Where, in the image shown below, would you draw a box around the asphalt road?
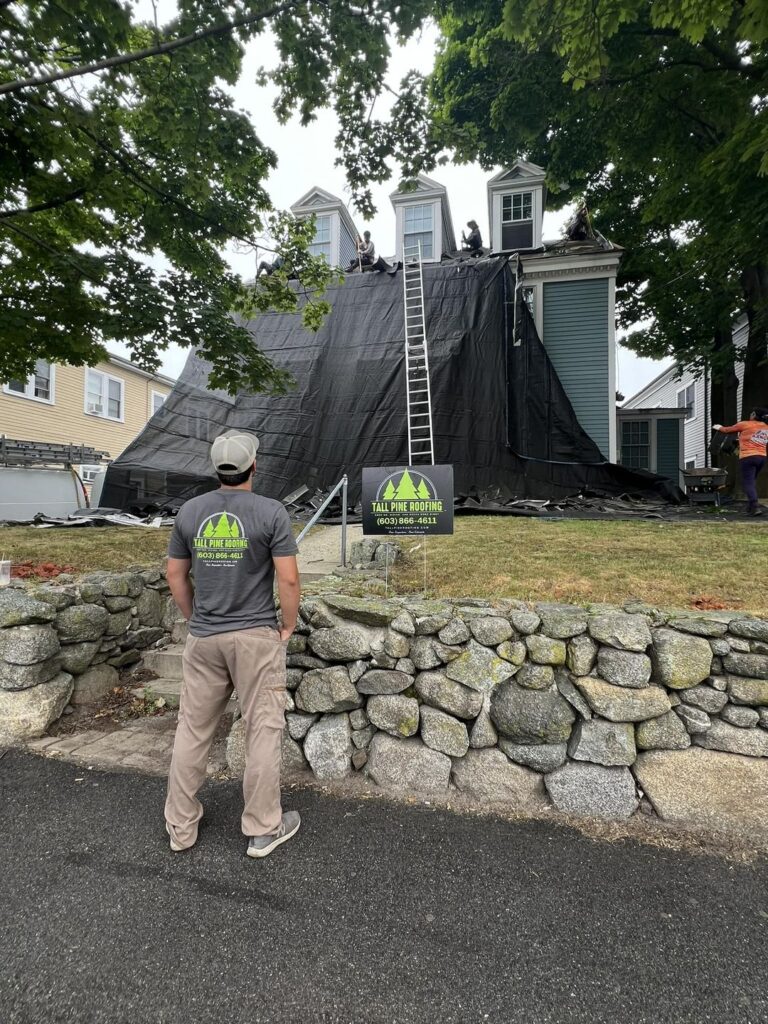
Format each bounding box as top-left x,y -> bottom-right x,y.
2,749 -> 767,1024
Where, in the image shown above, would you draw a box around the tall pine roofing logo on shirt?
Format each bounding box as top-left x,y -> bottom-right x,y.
193,513 -> 249,562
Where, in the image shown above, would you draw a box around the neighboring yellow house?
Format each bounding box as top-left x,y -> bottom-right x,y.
0,353 -> 175,482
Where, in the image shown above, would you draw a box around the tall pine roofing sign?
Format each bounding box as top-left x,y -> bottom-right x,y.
362,466 -> 454,536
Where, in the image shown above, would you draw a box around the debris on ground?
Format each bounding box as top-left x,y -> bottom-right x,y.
11,560 -> 76,580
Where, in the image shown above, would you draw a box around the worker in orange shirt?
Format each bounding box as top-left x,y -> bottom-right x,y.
713,407 -> 768,516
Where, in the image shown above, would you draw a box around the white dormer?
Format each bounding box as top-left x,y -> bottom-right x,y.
487,161 -> 546,253
290,187 -> 359,268
390,174 -> 456,264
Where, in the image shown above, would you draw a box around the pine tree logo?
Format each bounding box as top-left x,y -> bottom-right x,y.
212,513 -> 235,538
194,513 -> 248,554
394,470 -> 419,500
382,479 -> 396,501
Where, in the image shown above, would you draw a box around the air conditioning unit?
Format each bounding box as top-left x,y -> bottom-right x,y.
87,402 -> 103,414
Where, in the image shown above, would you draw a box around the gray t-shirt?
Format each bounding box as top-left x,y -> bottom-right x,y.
168,489 -> 298,637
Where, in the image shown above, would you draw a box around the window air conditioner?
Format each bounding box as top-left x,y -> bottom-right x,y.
87,402 -> 103,414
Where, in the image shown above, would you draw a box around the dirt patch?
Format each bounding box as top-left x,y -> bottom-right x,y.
11,560 -> 76,580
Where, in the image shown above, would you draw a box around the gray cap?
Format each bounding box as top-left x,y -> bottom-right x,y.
210,429 -> 259,472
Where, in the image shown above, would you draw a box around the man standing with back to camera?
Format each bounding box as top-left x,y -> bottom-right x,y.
164,429 -> 301,858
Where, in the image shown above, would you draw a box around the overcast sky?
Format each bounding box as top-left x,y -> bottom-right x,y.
121,0 -> 668,398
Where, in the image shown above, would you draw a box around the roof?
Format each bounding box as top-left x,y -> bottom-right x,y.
487,160 -> 547,186
617,406 -> 688,416
290,186 -> 359,242
106,352 -> 176,388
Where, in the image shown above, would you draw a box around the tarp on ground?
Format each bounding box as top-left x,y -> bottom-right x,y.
101,259 -> 681,511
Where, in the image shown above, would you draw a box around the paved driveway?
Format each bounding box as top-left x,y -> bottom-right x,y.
1,749 -> 766,1024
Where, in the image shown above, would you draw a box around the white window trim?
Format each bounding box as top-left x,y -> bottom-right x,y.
151,390 -> 166,416
2,362 -> 56,405
395,199 -> 441,264
676,383 -> 697,424
84,368 -> 125,423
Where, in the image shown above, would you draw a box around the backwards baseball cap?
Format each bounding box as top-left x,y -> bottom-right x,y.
210,429 -> 260,473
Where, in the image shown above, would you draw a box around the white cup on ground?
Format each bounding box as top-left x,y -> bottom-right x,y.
0,561 -> 11,587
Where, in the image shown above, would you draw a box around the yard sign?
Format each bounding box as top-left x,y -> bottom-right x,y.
361,465 -> 454,536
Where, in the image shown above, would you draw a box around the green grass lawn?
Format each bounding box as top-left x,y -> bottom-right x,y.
392,518 -> 768,616
3,517 -> 767,615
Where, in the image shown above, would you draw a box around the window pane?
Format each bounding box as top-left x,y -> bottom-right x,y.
107,379 -> 122,418
313,215 -> 331,244
7,379 -> 26,394
404,204 -> 433,232
503,192 -> 532,222
308,241 -> 332,261
404,231 -> 433,259
152,393 -> 165,414
33,360 -> 50,400
621,420 -> 650,469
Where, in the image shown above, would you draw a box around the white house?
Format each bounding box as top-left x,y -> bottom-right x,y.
622,317 -> 748,469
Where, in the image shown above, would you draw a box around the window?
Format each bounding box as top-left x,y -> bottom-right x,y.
79,464 -> 103,484
403,204 -> 434,259
621,420 -> 650,470
85,369 -> 124,421
151,391 -> 166,415
685,459 -> 696,471
676,383 -> 696,421
308,215 -> 332,262
3,360 -> 54,403
502,192 -> 533,223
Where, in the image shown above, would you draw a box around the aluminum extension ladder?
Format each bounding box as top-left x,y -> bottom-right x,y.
402,242 -> 435,465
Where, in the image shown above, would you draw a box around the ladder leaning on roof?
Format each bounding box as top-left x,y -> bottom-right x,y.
402,241 -> 435,466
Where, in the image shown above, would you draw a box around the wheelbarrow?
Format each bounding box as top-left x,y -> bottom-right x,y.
682,466 -> 728,506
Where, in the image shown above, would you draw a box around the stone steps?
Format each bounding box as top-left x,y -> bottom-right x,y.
131,678 -> 183,709
142,644 -> 185,680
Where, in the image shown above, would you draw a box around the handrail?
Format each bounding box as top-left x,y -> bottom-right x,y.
295,474 -> 349,567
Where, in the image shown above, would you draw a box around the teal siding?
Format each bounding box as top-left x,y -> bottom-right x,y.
656,418 -> 680,483
542,278 -> 610,457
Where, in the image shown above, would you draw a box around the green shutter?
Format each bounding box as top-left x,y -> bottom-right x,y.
656,418 -> 680,482
542,278 -> 610,457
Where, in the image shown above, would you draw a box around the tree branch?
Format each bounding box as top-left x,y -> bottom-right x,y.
0,186 -> 87,219
0,0 -> 307,97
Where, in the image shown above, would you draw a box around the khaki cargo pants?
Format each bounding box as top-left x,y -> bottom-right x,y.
164,626 -> 287,849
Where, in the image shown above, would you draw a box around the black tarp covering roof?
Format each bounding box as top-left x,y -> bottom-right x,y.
101,259 -> 681,511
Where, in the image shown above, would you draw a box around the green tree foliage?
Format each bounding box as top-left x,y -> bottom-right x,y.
0,0 -> 432,394
430,0 -> 768,418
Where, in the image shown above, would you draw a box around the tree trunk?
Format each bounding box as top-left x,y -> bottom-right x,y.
740,263 -> 768,418
709,324 -> 741,470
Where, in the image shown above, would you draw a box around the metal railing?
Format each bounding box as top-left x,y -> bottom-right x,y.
295,474 -> 349,567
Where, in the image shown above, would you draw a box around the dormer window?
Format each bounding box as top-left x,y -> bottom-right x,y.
500,191 -> 533,249
403,204 -> 434,259
309,215 -> 332,262
290,188 -> 359,268
487,162 -> 546,252
390,174 -> 456,264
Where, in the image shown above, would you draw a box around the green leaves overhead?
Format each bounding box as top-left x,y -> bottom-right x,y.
430,0 -> 768,415
0,0 -> 435,395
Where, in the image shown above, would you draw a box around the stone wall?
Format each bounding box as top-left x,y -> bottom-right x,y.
0,570 -> 173,741
228,594 -> 768,825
